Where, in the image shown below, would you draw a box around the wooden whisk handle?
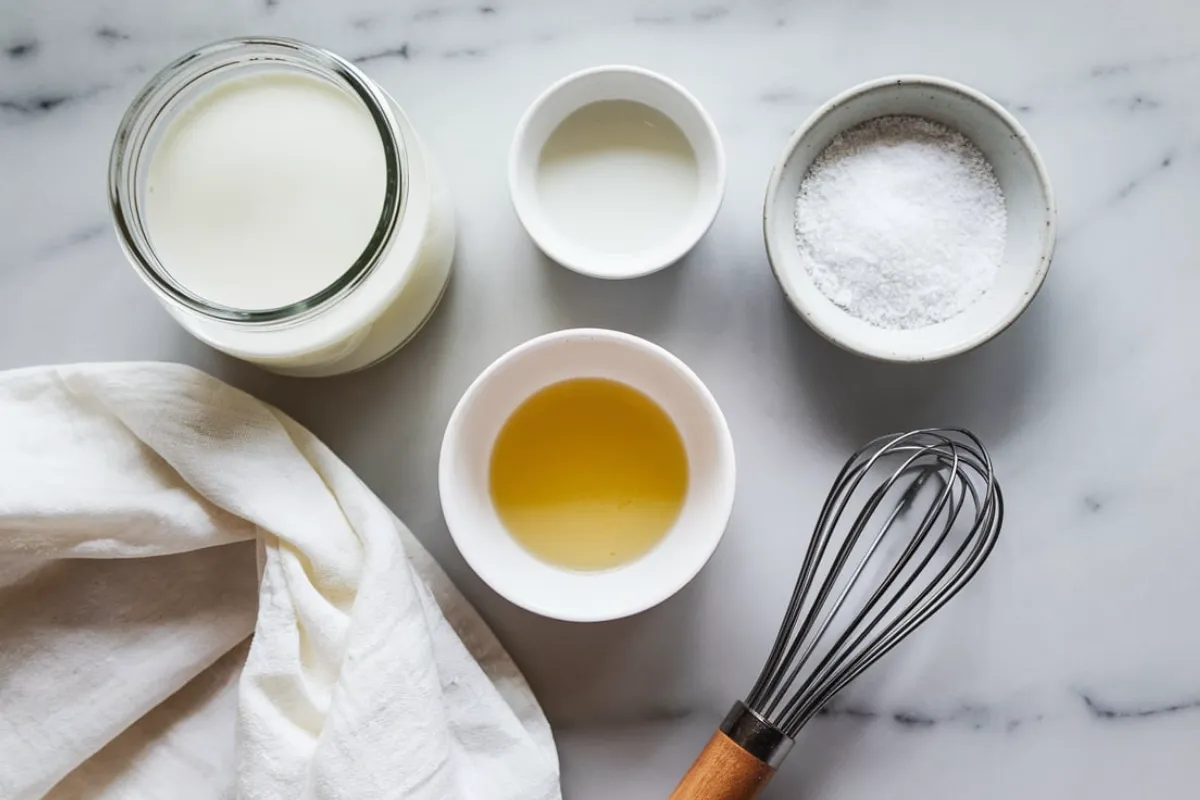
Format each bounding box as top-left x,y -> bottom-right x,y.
669,702 -> 793,800
669,730 -> 776,800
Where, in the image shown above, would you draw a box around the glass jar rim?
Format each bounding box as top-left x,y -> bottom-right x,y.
108,36 -> 408,325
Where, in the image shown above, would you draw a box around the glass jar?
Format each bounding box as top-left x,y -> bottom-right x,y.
109,37 -> 455,377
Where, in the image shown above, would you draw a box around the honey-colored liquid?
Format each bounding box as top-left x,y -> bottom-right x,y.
489,378 -> 689,571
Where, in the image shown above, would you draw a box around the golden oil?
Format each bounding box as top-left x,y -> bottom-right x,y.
489,378 -> 688,570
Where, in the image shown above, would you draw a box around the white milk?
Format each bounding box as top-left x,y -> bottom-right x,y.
536,100 -> 699,254
147,73 -> 386,310
113,40 -> 456,377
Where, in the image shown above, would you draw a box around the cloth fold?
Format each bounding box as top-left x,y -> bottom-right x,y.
0,363 -> 561,800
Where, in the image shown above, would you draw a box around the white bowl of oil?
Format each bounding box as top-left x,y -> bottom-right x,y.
439,328 -> 735,622
509,65 -> 725,279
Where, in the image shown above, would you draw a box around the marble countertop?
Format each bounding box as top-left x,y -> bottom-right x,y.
3,0 -> 1199,796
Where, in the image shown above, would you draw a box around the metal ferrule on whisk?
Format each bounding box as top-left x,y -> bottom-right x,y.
719,701 -> 793,769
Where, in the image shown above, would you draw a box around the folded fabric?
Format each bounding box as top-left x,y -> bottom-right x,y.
0,363 -> 561,800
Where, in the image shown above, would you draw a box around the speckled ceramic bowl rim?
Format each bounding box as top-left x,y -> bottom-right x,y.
763,74 -> 1058,362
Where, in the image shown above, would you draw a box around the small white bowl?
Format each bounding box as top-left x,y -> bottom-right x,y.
764,75 -> 1057,362
439,329 -> 735,622
509,66 -> 726,279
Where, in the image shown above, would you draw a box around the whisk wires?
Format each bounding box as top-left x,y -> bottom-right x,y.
744,429 -> 1002,738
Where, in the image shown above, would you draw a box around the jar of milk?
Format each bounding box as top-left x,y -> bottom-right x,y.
109,37 -> 455,376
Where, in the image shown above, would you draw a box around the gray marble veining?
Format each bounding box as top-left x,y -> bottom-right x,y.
2,0 -> 1200,797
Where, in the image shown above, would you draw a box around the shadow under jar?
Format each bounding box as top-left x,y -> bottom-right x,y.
109,37 -> 455,377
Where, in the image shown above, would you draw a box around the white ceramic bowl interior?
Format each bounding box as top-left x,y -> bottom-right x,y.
510,66 -> 726,279
439,329 -> 735,622
765,75 -> 1057,362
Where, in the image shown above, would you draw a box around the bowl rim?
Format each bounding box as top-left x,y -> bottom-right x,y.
437,327 -> 737,622
508,64 -> 727,280
763,73 -> 1058,362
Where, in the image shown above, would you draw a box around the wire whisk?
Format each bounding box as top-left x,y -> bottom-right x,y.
670,429 -> 1002,800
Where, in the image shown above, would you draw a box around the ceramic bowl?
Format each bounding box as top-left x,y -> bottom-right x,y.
764,75 -> 1056,362
509,65 -> 725,279
439,328 -> 735,622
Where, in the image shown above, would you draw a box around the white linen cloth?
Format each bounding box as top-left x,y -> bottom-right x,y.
0,363 -> 562,800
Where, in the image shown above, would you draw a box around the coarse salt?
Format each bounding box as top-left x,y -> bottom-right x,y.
793,115 -> 1007,330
